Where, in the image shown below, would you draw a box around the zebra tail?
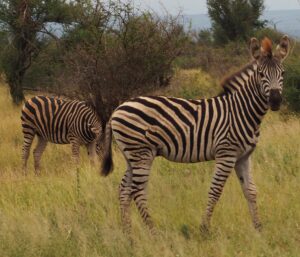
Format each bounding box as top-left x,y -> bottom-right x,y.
100,118 -> 114,176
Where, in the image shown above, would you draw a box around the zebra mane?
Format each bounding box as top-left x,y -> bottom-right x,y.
261,37 -> 273,57
220,60 -> 257,94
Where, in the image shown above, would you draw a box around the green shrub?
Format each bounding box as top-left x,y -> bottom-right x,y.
284,55 -> 300,112
253,27 -> 284,42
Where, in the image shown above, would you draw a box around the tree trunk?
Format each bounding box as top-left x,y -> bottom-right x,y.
9,75 -> 25,104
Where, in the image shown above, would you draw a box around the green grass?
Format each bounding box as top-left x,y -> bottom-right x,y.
0,83 -> 300,257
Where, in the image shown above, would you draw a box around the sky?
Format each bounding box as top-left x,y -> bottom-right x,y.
132,0 -> 300,14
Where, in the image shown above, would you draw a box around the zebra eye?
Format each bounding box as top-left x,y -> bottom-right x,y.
281,70 -> 285,76
259,71 -> 265,78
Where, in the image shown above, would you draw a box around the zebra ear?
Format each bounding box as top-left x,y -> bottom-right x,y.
249,37 -> 261,60
275,35 -> 290,62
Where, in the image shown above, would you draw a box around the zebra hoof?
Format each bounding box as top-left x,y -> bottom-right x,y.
199,223 -> 210,237
22,169 -> 28,176
34,169 -> 41,176
149,227 -> 158,237
254,222 -> 262,232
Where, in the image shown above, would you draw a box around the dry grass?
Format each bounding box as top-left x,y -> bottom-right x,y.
0,82 -> 299,257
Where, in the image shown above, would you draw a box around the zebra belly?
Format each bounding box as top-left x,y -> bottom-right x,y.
156,143 -> 215,163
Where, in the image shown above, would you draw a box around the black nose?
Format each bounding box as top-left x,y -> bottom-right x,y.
269,89 -> 282,111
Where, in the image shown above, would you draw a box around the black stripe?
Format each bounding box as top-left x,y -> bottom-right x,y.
114,129 -> 148,145
230,98 -> 248,149
30,97 -> 47,137
204,99 -> 213,160
168,97 -> 198,122
118,105 -> 179,158
113,117 -> 145,135
197,100 -> 206,160
131,98 -> 187,160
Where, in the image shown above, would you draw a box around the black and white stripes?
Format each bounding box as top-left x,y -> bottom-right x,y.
21,96 -> 102,173
101,35 -> 290,233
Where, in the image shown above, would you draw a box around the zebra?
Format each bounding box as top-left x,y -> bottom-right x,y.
21,96 -> 102,174
100,35 -> 290,233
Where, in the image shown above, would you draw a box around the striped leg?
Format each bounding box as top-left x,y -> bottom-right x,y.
235,155 -> 261,230
22,127 -> 35,174
119,167 -> 133,234
201,157 -> 236,231
131,167 -> 155,234
124,148 -> 155,234
70,140 -> 80,165
33,136 -> 47,174
86,142 -> 97,166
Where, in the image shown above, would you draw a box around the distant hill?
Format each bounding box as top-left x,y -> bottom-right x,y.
184,9 -> 300,39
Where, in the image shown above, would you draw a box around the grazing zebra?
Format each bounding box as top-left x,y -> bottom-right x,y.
21,96 -> 102,174
100,36 -> 290,233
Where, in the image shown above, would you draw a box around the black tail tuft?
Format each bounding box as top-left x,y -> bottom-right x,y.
100,119 -> 114,176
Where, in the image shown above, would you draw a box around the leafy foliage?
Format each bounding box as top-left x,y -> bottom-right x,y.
54,1 -> 187,122
0,0 -> 75,104
284,54 -> 300,112
207,0 -> 266,44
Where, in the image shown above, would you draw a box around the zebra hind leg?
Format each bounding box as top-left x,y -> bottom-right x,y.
126,149 -> 156,235
235,154 -> 261,230
120,146 -> 155,234
22,127 -> 35,175
119,167 -> 133,234
200,156 -> 236,233
33,136 -> 48,175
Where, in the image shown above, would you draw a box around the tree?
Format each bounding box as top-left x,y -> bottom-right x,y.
54,1 -> 186,123
207,0 -> 266,44
0,0 -> 74,104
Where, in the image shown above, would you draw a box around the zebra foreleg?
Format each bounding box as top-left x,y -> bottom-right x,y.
201,158 -> 235,232
235,154 -> 261,230
86,142 -> 97,166
70,140 -> 80,165
22,128 -> 35,175
119,168 -> 133,234
33,136 -> 47,175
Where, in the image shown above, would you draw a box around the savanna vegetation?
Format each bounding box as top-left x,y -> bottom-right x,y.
0,80 -> 300,257
0,0 -> 300,256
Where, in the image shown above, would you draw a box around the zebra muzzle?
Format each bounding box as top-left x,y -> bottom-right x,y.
269,89 -> 282,111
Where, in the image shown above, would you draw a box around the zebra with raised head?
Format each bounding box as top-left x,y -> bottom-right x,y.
21,96 -> 102,174
100,35 -> 290,233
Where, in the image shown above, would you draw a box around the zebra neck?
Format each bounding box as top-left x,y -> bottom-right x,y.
222,61 -> 258,94
224,62 -> 269,132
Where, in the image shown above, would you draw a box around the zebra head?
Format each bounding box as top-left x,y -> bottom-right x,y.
249,35 -> 290,111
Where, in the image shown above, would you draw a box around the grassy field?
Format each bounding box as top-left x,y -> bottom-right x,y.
0,81 -> 299,257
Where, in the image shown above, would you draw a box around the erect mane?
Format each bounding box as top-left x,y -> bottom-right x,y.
220,61 -> 257,94
261,37 -> 272,57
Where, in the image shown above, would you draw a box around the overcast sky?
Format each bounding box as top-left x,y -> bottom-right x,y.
132,0 -> 300,14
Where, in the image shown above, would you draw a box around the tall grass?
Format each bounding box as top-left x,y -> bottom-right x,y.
0,82 -> 299,257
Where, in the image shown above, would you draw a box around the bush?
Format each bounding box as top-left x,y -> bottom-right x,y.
284,55 -> 300,112
178,40 -> 249,78
253,27 -> 284,42
53,1 -> 187,122
157,69 -> 220,99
